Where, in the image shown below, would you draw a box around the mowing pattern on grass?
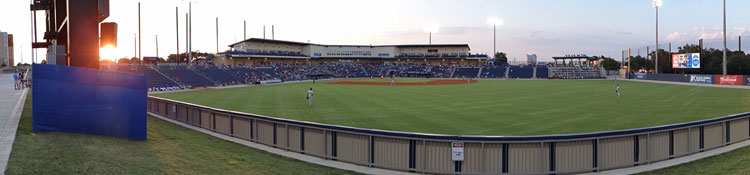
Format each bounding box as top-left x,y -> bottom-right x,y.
6,92 -> 358,175
153,80 -> 750,136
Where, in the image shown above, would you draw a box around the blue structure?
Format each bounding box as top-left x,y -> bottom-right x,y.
32,64 -> 147,140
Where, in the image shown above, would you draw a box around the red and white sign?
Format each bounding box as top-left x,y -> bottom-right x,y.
451,142 -> 464,161
714,75 -> 743,85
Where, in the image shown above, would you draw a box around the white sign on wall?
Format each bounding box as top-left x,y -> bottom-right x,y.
452,142 -> 464,161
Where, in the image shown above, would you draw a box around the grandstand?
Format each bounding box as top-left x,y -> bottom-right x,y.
548,55 -> 604,79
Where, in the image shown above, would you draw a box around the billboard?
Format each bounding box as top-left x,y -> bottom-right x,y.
746,75 -> 750,86
672,53 -> 701,68
714,75 -> 743,85
632,73 -> 647,80
689,74 -> 713,84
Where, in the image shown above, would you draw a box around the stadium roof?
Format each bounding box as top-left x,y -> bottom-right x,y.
552,55 -> 592,60
228,38 -> 471,50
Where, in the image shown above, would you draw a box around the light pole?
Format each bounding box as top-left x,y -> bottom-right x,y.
487,17 -> 504,58
653,0 -> 662,74
423,22 -> 439,45
722,0 -> 727,75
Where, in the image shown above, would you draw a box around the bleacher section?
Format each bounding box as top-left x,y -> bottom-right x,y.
536,65 -> 549,79
194,66 -> 244,85
548,66 -> 603,79
508,65 -> 534,78
480,66 -> 507,78
158,67 -> 215,87
452,68 -> 480,78
100,63 -> 611,91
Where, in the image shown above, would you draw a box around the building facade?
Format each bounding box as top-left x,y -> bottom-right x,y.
215,38 -> 488,66
0,31 -> 13,66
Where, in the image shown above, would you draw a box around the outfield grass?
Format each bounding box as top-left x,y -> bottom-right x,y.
341,78 -> 437,83
6,92 -> 358,175
152,79 -> 750,136
638,144 -> 750,175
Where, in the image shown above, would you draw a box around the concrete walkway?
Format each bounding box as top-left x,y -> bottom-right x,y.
0,74 -> 30,174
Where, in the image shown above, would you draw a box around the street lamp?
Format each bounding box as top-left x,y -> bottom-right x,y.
653,0 -> 662,73
487,17 -> 504,58
423,22 -> 439,45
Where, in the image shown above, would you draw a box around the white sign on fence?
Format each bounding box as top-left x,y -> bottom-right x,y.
452,142 -> 464,161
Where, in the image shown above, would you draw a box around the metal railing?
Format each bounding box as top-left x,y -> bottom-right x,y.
148,96 -> 750,175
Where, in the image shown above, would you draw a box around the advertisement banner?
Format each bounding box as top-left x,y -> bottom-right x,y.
672,53 -> 701,68
714,75 -> 743,85
746,75 -> 750,86
632,73 -> 647,80
689,74 -> 713,84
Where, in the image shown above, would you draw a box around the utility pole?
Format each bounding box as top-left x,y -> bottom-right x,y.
155,35 -> 159,58
138,2 -> 142,60
216,17 -> 219,53
186,13 -> 188,63
176,7 -> 179,63
244,20 -> 246,40
189,2 -> 192,64
722,0 -> 727,75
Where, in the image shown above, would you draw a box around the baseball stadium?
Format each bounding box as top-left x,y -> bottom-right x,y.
2,0 -> 750,175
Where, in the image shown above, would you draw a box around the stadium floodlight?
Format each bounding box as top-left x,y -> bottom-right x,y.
487,17 -> 504,58
423,22 -> 439,45
653,0 -> 662,73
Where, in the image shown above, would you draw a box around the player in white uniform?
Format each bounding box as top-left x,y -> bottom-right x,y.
391,79 -> 395,86
616,85 -> 621,97
307,88 -> 314,107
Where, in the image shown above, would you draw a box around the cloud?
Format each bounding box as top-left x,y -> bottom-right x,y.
439,26 -> 483,35
664,26 -> 748,42
616,31 -> 634,35
530,30 -> 543,38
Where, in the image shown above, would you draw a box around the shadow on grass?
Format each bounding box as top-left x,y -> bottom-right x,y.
6,91 -> 358,175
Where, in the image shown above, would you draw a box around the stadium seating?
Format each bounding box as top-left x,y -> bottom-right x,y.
193,66 -> 244,85
452,67 -> 480,78
548,65 -> 603,79
100,62 -> 562,89
480,65 -> 507,78
157,67 -> 215,87
508,65 -> 534,78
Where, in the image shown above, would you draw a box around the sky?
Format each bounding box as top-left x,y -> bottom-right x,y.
1,0 -> 750,64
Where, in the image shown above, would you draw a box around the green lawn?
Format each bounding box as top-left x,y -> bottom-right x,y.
6,92 -> 358,175
638,144 -> 750,175
152,79 -> 750,136
340,78 -> 438,83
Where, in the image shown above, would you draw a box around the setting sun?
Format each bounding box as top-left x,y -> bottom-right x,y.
99,45 -> 116,61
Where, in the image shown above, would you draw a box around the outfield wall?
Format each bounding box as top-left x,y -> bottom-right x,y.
631,73 -> 750,86
148,96 -> 750,175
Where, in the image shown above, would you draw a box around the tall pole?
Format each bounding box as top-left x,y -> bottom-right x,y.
272,25 -> 275,40
263,25 -> 266,39
740,36 -> 742,53
722,0 -> 727,75
216,17 -> 219,53
186,13 -> 188,63
429,32 -> 432,45
155,35 -> 159,58
628,45 -> 631,78
138,2 -> 142,60
493,24 -> 496,57
189,2 -> 192,65
176,7 -> 179,64
244,20 -> 246,40
133,34 -> 136,59
655,6 -> 659,74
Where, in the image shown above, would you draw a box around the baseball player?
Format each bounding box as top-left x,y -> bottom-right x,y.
307,88 -> 314,107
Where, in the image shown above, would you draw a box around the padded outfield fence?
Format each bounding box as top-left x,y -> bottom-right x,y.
148,96 -> 750,175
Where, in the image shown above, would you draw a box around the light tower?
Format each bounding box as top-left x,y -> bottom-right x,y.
487,17 -> 504,58
423,22 -> 439,45
653,0 -> 662,73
